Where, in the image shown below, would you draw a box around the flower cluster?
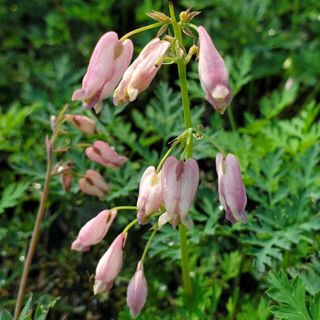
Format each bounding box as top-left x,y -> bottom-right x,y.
67,6 -> 248,318
71,23 -> 231,115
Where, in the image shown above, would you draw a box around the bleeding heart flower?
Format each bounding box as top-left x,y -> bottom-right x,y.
85,140 -> 128,168
71,209 -> 117,251
198,26 -> 232,114
158,156 -> 199,229
216,153 -> 247,223
126,261 -> 148,319
94,233 -> 127,294
113,38 -> 170,105
72,32 -> 133,112
65,114 -> 96,135
137,166 -> 163,224
78,169 -> 109,197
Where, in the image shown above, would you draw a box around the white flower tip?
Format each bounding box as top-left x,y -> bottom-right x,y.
127,87 -> 139,102
93,279 -> 112,295
129,308 -> 140,319
71,239 -> 90,252
93,100 -> 103,114
158,212 -> 171,229
211,85 -> 229,101
72,89 -> 85,101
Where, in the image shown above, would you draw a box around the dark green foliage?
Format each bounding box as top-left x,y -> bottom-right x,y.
1,0 -> 320,319
267,270 -> 320,320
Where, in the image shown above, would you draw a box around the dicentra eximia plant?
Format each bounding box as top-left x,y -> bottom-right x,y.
14,3 -> 248,319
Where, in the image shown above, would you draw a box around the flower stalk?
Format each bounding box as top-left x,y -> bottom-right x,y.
14,104 -> 69,320
169,1 -> 193,303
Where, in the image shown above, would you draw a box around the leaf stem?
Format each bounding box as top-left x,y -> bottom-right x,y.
227,105 -> 237,131
156,130 -> 190,173
120,22 -> 163,42
112,206 -> 138,211
122,219 -> 138,234
14,104 -> 69,320
192,127 -> 226,154
140,225 -> 158,263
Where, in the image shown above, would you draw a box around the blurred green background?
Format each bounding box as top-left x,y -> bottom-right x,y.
1,0 -> 320,319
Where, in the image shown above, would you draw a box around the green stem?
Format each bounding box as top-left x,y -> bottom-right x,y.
120,22 -> 163,42
122,219 -> 138,234
14,104 -> 69,320
141,225 -> 158,263
156,130 -> 189,173
169,1 -> 193,300
188,23 -> 198,31
227,105 -> 237,131
112,206 -> 137,211
192,128 -> 226,154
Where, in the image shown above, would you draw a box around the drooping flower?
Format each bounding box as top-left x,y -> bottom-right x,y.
198,26 -> 232,114
215,153 -> 247,223
126,261 -> 148,319
71,209 -> 117,251
113,38 -> 170,105
78,169 -> 109,197
85,140 -> 128,168
72,32 -> 133,112
158,156 -> 199,229
137,166 -> 163,224
65,114 -> 96,135
94,233 -> 127,294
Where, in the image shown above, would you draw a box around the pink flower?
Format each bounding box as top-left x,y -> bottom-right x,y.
71,209 -> 117,251
72,32 -> 133,112
216,153 -> 247,223
65,114 -> 96,135
78,169 -> 109,197
198,26 -> 232,114
137,166 -> 163,224
126,261 -> 148,318
94,233 -> 127,294
85,140 -> 128,168
158,156 -> 199,229
113,38 -> 170,105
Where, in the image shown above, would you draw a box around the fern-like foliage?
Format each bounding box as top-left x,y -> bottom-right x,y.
267,270 -> 320,320
241,143 -> 320,272
0,182 -> 30,215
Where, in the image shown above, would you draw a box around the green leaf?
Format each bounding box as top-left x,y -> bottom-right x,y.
19,295 -> 33,320
266,270 -> 312,320
0,182 -> 29,214
309,293 -> 320,320
0,309 -> 13,320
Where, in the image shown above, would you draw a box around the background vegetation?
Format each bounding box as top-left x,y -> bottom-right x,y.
0,0 -> 320,319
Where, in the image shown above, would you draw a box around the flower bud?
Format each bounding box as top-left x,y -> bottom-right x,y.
78,169 -> 109,197
45,135 -> 52,159
72,32 -> 133,111
113,38 -> 170,105
216,153 -> 247,223
126,261 -> 148,318
65,114 -> 96,135
50,115 -> 56,132
94,233 -> 127,294
71,209 -> 117,251
158,156 -> 199,229
137,166 -> 162,224
61,161 -> 73,192
198,26 -> 232,114
85,140 -> 128,168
